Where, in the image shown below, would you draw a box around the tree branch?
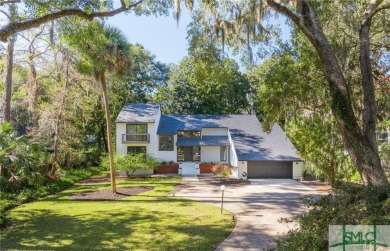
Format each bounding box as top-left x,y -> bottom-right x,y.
358,0 -> 388,150
265,0 -> 316,46
362,0 -> 389,26
372,2 -> 390,17
0,0 -> 21,6
0,9 -> 11,19
0,0 -> 143,42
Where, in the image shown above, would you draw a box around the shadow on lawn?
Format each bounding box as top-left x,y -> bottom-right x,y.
2,207 -> 231,251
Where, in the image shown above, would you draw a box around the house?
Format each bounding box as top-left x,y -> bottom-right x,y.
115,103 -> 303,179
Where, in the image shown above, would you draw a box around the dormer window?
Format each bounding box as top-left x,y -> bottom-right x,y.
177,130 -> 201,138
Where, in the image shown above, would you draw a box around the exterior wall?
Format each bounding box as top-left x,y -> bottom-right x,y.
237,161 -> 248,179
155,107 -> 161,129
116,123 -> 127,155
201,127 -> 228,136
201,146 -> 222,163
293,161 -> 304,180
228,131 -> 238,167
156,164 -> 179,174
115,122 -> 155,155
154,134 -> 177,162
230,166 -> 239,178
147,123 -> 158,157
200,163 -> 214,173
116,122 -> 157,176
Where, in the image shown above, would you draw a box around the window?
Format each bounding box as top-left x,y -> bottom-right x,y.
159,135 -> 174,151
177,130 -> 201,138
220,146 -> 228,162
177,146 -> 201,162
125,124 -> 148,141
127,146 -> 146,155
126,124 -> 147,134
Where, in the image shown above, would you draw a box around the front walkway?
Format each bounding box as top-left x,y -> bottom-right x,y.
175,178 -> 324,250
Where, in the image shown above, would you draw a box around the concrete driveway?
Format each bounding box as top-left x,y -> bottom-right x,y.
175,177 -> 323,251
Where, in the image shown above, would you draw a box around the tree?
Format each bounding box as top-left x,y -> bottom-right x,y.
249,51 -> 357,186
63,21 -> 130,193
0,0 -> 170,124
156,56 -> 250,114
1,3 -> 16,122
178,0 -> 390,185
267,0 -> 389,185
109,43 -> 169,115
0,1 -> 147,42
101,153 -> 159,177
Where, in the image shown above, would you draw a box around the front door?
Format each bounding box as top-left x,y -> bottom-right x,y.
183,146 -> 193,162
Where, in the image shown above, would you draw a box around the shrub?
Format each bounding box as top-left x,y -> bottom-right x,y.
276,183 -> 390,250
212,163 -> 235,176
101,154 -> 159,176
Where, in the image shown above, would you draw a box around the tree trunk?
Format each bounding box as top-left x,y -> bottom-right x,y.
50,54 -> 70,176
329,160 -> 336,187
28,51 -> 39,128
359,14 -> 377,152
1,4 -> 16,122
266,0 -> 389,185
98,71 -> 116,193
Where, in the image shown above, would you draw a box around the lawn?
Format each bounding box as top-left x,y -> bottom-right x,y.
0,176 -> 235,251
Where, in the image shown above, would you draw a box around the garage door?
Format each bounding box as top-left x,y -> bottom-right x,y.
248,161 -> 292,178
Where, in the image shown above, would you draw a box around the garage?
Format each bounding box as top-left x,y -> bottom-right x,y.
247,161 -> 292,179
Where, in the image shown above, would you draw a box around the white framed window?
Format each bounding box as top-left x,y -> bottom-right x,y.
159,135 -> 174,151
220,146 -> 227,161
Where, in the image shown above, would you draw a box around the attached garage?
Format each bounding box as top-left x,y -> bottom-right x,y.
247,161 -> 293,179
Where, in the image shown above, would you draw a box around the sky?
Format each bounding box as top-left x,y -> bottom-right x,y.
106,8 -> 291,67
106,10 -> 192,65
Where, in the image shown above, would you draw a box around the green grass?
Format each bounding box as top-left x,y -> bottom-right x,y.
0,166 -> 103,226
0,176 -> 235,251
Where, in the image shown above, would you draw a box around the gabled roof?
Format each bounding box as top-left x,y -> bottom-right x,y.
157,114 -> 300,161
115,103 -> 160,123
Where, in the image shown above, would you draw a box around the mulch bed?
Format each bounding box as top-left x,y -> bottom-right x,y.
69,186 -> 154,201
198,176 -> 251,187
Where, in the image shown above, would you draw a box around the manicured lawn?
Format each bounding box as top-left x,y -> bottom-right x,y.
1,176 -> 235,251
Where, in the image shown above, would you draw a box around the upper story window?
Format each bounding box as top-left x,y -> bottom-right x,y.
126,124 -> 147,134
177,130 -> 201,138
123,124 -> 149,142
159,135 -> 174,151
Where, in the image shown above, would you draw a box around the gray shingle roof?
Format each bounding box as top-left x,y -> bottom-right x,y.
157,114 -> 300,161
176,136 -> 230,146
115,103 -> 160,123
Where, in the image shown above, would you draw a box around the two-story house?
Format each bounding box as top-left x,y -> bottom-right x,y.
115,103 -> 303,179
